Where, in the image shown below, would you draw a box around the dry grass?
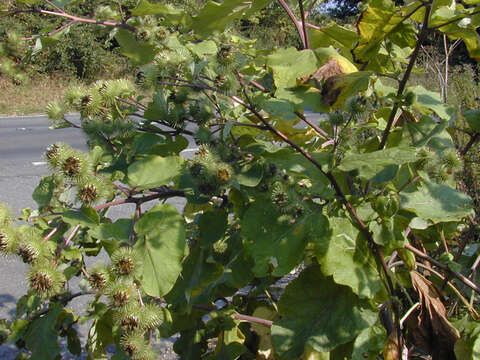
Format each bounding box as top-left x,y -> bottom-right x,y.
0,75 -> 80,116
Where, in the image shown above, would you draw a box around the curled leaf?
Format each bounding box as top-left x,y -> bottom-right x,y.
407,271 -> 460,359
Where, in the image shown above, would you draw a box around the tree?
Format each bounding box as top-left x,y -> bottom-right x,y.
1,0 -> 480,359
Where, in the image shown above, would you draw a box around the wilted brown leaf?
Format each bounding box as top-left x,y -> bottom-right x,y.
303,58 -> 346,83
407,271 -> 460,360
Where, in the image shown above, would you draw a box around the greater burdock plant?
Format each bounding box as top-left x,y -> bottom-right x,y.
2,1 -> 480,359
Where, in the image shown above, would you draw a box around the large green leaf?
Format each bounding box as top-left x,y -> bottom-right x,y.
408,85 -> 453,120
432,5 -> 480,61
266,48 -> 319,90
407,115 -> 453,152
32,174 -> 56,207
86,306 -> 115,357
62,207 -> 100,227
454,317 -> 480,359
265,150 -> 332,196
131,0 -> 185,24
338,147 -> 416,180
191,0 -> 271,36
127,155 -> 183,189
351,323 -> 386,359
25,304 -> 63,360
275,86 -> 329,113
186,40 -> 218,57
144,89 -> 168,122
131,133 -> 165,155
115,29 -> 157,65
198,210 -> 228,246
309,22 -> 359,51
88,219 -> 131,255
322,71 -> 372,108
314,217 -> 383,298
134,204 -> 186,297
165,246 -> 223,305
271,266 -> 377,359
242,202 -> 328,277
463,109 -> 480,132
235,162 -> 264,187
400,179 -> 473,223
355,0 -> 416,61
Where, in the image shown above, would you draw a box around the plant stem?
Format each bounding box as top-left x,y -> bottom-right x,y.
277,0 -> 306,48
294,111 -> 330,140
460,133 -> 479,156
92,188 -> 185,211
415,262 -> 479,319
378,1 -> 431,150
21,20 -> 76,41
55,224 -> 80,259
192,304 -> 273,326
45,0 -> 65,13
405,243 -> 480,294
43,226 -> 59,242
298,0 -> 310,49
62,116 -> 81,128
3,8 -> 136,32
29,291 -> 94,320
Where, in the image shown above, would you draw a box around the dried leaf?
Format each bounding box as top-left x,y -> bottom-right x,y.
407,271 -> 460,360
308,58 -> 346,83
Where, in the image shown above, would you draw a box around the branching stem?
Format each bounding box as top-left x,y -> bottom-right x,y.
379,1 -> 432,150
2,7 -> 135,31
405,243 -> 480,294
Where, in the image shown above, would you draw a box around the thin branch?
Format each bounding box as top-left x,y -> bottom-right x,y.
64,224 -> 80,248
237,72 -> 267,92
3,7 -> 136,32
62,116 -> 81,128
398,175 -> 421,193
45,0 -> 65,13
400,303 -> 420,328
416,262 -> 480,319
305,22 -> 322,31
234,313 -> 273,327
305,0 -> 319,18
43,226 -> 59,242
460,133 -> 479,156
56,224 -> 80,258
129,204 -> 141,244
127,96 -> 148,110
192,304 -> 273,326
28,291 -> 95,320
22,20 -> 76,41
277,0 -> 306,48
93,198 -> 128,211
93,189 -> 185,211
298,0 -> 310,49
378,2 -> 432,150
405,243 -> 480,294
294,111 -> 330,140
